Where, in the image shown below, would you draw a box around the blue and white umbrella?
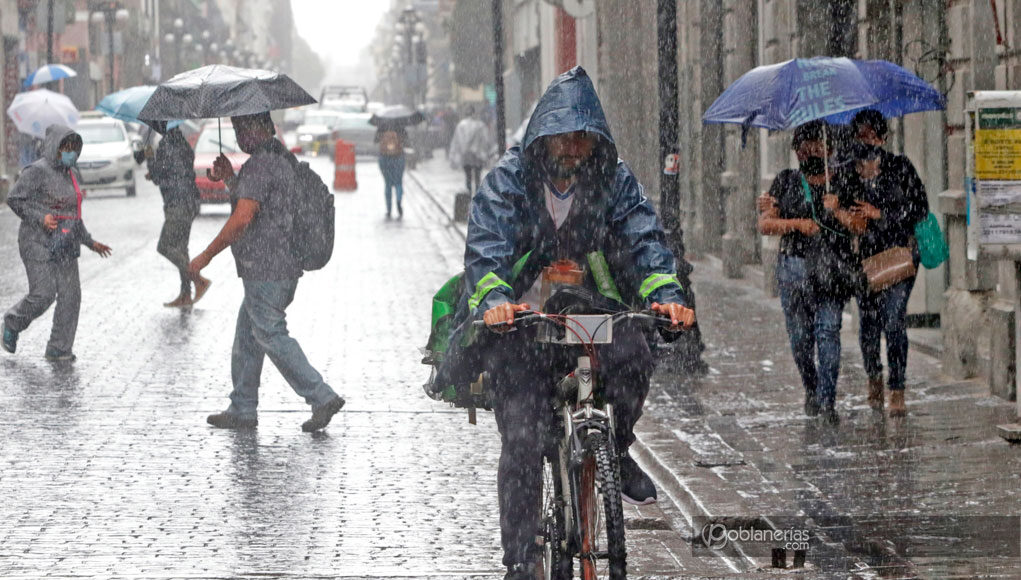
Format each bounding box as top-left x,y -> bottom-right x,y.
23,64 -> 78,88
97,85 -> 181,131
6,89 -> 79,138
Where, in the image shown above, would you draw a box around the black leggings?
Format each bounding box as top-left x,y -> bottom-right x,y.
464,165 -> 482,194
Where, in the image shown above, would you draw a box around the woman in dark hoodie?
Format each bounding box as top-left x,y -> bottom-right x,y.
2,124 -> 112,362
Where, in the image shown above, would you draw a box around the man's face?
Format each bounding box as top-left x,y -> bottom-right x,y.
544,131 -> 597,179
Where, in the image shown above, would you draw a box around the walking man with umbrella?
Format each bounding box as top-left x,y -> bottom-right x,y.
140,65 -> 344,432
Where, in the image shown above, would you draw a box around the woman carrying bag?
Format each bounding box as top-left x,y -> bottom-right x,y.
846,141 -> 932,416
758,120 -> 866,424
1,125 -> 112,362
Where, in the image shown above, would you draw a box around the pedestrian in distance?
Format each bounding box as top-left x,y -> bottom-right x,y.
447,67 -> 696,578
146,126 -> 211,307
846,110 -> 930,417
2,125 -> 113,362
190,112 -> 344,433
758,120 -> 866,424
447,105 -> 493,195
375,124 -> 407,219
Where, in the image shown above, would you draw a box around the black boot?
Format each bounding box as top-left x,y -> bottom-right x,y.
804,389 -> 820,417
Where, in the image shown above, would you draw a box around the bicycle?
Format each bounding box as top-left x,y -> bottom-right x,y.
475,307 -> 679,580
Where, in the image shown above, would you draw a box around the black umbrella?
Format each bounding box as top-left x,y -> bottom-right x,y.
138,65 -> 316,151
369,105 -> 425,129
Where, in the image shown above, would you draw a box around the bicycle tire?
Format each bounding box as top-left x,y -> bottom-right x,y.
579,431 -> 627,580
541,451 -> 573,580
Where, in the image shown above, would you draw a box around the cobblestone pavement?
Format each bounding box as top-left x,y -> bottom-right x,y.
409,159 -> 1021,579
0,159 -> 724,579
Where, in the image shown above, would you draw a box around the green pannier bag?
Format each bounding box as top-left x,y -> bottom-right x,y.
915,212 -> 948,269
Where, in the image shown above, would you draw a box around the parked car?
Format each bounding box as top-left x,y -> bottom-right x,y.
294,110 -> 343,156
334,112 -> 377,157
192,121 -> 248,204
76,114 -> 140,196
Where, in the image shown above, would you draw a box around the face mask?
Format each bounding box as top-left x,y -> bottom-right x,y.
60,151 -> 78,167
799,155 -> 826,176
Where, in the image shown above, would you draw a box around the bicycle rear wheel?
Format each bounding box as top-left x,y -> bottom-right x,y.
540,451 -> 573,580
578,431 -> 627,580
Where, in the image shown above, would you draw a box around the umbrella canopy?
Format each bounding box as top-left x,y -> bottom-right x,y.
23,64 -> 77,88
97,85 -> 181,132
6,89 -> 79,138
703,57 -> 879,131
820,60 -> 945,124
369,105 -> 425,128
137,64 -> 316,123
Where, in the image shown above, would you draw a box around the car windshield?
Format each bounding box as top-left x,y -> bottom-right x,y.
303,113 -> 340,127
78,124 -> 126,144
335,115 -> 372,130
194,126 -> 240,154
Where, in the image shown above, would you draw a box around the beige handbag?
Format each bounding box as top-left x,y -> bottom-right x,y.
861,246 -> 916,293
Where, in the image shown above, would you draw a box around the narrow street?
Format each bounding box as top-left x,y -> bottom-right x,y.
0,158 -> 708,578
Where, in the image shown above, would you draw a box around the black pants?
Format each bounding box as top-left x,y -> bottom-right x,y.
484,320 -> 654,566
464,164 -> 482,194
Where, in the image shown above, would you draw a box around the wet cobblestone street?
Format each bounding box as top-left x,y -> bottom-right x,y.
0,158 -> 702,579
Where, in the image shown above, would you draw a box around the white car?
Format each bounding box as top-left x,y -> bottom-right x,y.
294,110 -> 344,156
76,116 -> 139,196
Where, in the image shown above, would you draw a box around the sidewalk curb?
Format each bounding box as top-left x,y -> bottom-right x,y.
408,168 -> 465,241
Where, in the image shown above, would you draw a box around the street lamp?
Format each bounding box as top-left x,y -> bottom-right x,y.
90,2 -> 129,93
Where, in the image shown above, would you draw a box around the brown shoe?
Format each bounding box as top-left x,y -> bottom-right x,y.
889,390 -> 906,417
867,377 -> 884,410
191,276 -> 212,304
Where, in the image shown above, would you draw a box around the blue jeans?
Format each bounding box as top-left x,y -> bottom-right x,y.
777,254 -> 846,409
226,279 -> 338,418
378,155 -> 405,214
857,276 -> 915,391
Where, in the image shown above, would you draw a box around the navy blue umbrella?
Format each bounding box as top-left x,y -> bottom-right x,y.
703,57 -> 944,131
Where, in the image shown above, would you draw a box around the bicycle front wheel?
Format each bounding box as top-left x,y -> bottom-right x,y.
578,431 -> 627,579
541,451 -> 572,580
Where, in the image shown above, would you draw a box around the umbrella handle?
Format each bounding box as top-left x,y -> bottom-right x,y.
218,117 -> 222,155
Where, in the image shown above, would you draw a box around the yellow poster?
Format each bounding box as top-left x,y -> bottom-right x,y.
976,128 -> 1021,180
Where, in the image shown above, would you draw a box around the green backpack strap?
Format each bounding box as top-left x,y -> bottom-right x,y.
586,251 -> 624,304
915,212 -> 948,269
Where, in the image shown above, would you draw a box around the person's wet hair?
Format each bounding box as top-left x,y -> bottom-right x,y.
851,109 -> 888,140
231,112 -> 275,135
791,119 -> 831,151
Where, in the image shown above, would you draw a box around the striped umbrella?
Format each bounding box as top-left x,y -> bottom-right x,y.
23,64 -> 78,88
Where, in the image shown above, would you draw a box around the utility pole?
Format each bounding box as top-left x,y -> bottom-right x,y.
46,0 -> 55,63
491,0 -> 506,153
656,0 -> 680,249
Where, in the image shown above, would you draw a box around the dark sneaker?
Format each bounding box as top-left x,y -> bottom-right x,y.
619,454 -> 657,505
206,412 -> 258,429
301,396 -> 345,432
44,347 -> 76,362
804,390 -> 820,417
822,406 -> 840,425
1,323 -> 17,354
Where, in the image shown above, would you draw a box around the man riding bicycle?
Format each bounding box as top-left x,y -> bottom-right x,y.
461,67 -> 696,578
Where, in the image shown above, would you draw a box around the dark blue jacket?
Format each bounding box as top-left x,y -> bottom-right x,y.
464,66 -> 687,315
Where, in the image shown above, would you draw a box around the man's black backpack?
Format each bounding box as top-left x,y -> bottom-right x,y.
285,154 -> 335,271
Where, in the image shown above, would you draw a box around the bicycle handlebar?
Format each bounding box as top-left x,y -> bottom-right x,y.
472,310 -> 686,332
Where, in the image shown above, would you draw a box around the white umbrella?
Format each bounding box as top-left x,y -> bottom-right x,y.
23,64 -> 78,87
6,89 -> 79,138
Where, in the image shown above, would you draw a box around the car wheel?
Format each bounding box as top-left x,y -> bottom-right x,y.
126,183 -> 136,197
